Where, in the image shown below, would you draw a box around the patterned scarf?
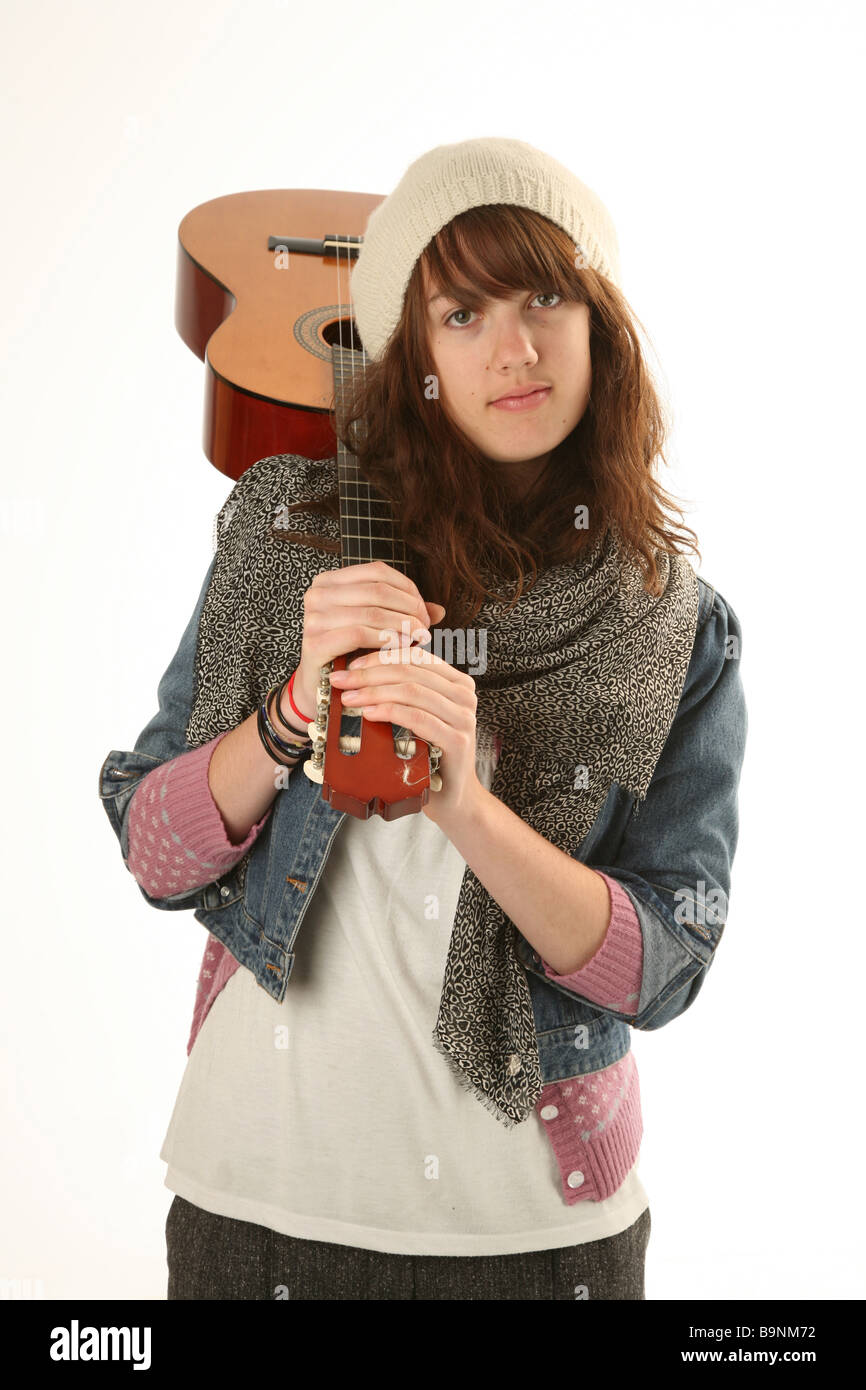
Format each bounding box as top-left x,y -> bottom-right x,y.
187,452 -> 700,1128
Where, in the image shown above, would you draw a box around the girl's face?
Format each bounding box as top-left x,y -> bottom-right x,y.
423,263 -> 592,493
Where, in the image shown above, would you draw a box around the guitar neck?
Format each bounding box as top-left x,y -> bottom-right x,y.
332,344 -> 408,575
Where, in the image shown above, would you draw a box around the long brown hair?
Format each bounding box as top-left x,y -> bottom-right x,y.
273,203 -> 700,630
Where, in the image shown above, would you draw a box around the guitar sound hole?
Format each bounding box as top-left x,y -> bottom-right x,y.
321,317 -> 365,352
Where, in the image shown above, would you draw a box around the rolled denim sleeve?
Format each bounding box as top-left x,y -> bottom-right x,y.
98,552 -> 220,910
590,585 -> 748,1030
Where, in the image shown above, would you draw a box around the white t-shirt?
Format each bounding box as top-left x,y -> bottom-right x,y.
161,735 -> 649,1255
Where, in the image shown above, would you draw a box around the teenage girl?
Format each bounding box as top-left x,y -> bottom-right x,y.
100,137 -> 747,1300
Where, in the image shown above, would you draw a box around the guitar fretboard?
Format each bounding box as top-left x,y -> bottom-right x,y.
332,344 -> 408,574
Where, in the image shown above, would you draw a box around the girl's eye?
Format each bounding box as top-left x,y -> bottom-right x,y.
444,292 -> 562,328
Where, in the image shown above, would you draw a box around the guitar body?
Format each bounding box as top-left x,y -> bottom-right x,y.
175,189 -> 383,479
174,189 -> 441,819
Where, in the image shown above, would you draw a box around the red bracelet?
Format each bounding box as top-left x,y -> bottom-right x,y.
287,669 -> 313,724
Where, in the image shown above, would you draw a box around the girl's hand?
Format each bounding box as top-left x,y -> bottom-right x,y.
328,644 -> 482,825
292,560 -> 445,717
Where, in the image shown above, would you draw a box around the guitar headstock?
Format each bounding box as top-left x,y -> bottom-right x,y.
303,652 -> 442,820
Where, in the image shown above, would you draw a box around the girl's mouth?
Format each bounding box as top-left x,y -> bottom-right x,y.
489,387 -> 552,412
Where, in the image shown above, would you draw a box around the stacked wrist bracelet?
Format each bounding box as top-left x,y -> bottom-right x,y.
257,670 -> 315,768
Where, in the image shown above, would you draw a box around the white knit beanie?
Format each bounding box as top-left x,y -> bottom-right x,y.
350,136 -> 622,363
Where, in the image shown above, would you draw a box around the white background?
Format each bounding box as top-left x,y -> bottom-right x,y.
1,0 -> 863,1302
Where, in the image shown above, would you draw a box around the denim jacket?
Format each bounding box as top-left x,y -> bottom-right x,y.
98,547 -> 747,1191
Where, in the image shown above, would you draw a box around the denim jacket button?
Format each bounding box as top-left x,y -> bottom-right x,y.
567,1170 -> 585,1189
220,886 -> 230,898
540,1104 -> 559,1121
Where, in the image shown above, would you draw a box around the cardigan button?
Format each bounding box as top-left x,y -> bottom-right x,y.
540,1105 -> 559,1121
567,1170 -> 585,1189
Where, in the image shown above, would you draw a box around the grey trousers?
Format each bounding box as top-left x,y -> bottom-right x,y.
166,1195 -> 650,1300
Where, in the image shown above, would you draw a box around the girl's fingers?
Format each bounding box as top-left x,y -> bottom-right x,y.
311,568 -> 431,630
341,660 -> 474,706
350,647 -> 465,683
357,692 -> 466,737
331,615 -> 433,653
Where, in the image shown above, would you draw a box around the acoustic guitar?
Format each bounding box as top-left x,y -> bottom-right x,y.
174,189 -> 441,821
